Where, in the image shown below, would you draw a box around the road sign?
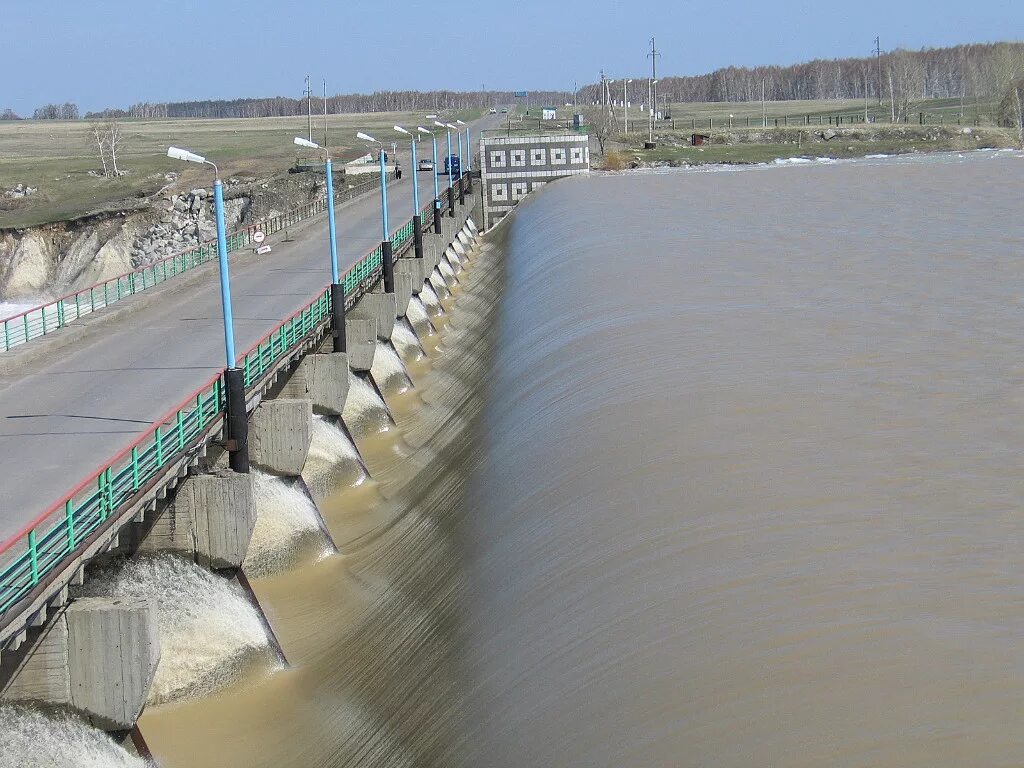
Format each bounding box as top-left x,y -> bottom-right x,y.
252,231 -> 266,244
256,245 -> 272,255
514,91 -> 528,98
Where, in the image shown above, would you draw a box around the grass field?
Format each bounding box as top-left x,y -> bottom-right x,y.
0,108 -> 481,229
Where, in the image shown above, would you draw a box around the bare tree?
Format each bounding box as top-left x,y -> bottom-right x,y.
106,121 -> 124,176
89,123 -> 110,177
87,121 -> 126,178
582,106 -> 615,155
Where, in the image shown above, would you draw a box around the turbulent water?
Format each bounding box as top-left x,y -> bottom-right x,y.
246,472 -> 334,578
81,554 -> 275,704
458,152 -> 1024,767
342,372 -> 393,438
0,705 -> 147,768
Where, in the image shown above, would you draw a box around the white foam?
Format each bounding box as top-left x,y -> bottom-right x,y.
342,373 -> 392,438
303,416 -> 367,499
81,554 -> 274,704
246,472 -> 332,578
405,297 -> 435,338
0,704 -> 147,768
392,319 -> 425,361
370,341 -> 412,396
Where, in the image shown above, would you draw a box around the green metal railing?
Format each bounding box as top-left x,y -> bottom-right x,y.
0,173 -> 473,623
0,172 -> 394,354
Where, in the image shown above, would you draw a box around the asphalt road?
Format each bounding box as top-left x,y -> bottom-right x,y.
0,113 -> 503,541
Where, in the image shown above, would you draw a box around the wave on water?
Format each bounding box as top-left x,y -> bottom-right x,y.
343,373 -> 393,438
370,342 -> 412,397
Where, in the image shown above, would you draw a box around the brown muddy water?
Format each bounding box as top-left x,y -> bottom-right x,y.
459,151 -> 1024,768
3,151 -> 1023,767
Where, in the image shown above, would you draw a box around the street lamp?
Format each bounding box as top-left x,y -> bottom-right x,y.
456,118 -> 473,194
293,136 -> 345,353
452,120 -> 466,205
433,120 -> 456,218
418,126 -> 442,234
356,131 -> 395,293
166,146 -> 248,472
395,125 -> 425,261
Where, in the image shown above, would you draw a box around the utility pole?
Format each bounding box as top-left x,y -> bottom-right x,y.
623,78 -> 631,134
874,37 -> 883,106
761,78 -> 767,127
647,37 -> 661,122
648,77 -> 653,142
573,80 -> 578,112
304,74 -> 312,142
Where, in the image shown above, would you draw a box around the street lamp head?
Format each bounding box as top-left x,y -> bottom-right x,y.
393,125 -> 411,136
167,146 -> 206,164
426,114 -> 438,119
356,131 -> 378,144
417,126 -> 432,135
445,123 -> 457,129
293,137 -> 321,149
433,120 -> 446,129
456,119 -> 466,125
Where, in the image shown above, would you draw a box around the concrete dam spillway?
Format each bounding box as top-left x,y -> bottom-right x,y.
4,149 -> 1024,766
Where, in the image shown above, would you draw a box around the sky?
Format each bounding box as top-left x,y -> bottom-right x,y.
2,0 -> 1022,115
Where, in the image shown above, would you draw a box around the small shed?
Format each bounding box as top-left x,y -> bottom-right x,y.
541,107 -> 557,121
691,133 -> 711,146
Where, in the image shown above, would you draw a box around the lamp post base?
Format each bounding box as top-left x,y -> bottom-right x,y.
224,367 -> 249,473
382,240 -> 395,293
433,201 -> 442,234
330,283 -> 346,354
413,215 -> 424,261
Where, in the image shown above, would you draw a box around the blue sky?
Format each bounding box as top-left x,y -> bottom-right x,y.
3,0 -> 1021,114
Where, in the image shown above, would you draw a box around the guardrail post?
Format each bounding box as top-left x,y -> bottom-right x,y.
458,174 -> 466,206
224,368 -> 250,473
382,241 -> 395,294
448,188 -> 455,218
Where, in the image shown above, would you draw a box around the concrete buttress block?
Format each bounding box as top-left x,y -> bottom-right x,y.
397,257 -> 428,295
349,290 -> 396,340
139,470 -> 256,569
249,398 -> 313,476
393,268 -> 414,318
67,597 -> 160,731
345,319 -> 377,372
2,599 -> 160,731
280,352 -> 350,415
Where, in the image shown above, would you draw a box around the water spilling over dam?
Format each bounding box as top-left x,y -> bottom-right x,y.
458,151 -> 1024,767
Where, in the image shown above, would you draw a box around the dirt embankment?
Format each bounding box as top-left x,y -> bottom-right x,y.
0,171 -> 328,301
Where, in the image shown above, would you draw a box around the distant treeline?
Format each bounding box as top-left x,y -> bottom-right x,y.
578,42 -> 1024,108
78,90 -> 572,121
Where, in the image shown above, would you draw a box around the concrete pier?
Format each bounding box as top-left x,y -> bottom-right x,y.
135,470 -> 256,570
0,598 -> 159,730
345,318 -> 377,372
249,398 -> 313,476
349,289 -> 397,341
279,352 -> 351,415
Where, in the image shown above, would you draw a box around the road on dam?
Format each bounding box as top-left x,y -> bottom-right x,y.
0,112 -> 504,542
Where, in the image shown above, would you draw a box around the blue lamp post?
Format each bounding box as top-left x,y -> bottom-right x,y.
455,119 -> 468,202
395,125 -> 425,261
293,136 -> 345,353
434,120 -> 455,218
418,126 -> 442,234
357,132 -> 394,294
166,146 -> 248,472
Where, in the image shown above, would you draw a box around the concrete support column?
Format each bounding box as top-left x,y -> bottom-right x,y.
1,598 -> 159,731
249,399 -> 313,476
345,318 -> 377,372
279,352 -> 351,415
349,289 -> 396,341
135,470 -> 256,569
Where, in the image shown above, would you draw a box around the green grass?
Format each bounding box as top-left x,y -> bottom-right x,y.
0,108 -> 483,229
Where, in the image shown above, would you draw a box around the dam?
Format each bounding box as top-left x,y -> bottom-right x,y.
3,148 -> 1024,766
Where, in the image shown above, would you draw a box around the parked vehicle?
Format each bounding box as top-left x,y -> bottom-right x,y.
500,107 -> 508,113
418,158 -> 434,172
489,107 -> 497,114
443,155 -> 461,176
